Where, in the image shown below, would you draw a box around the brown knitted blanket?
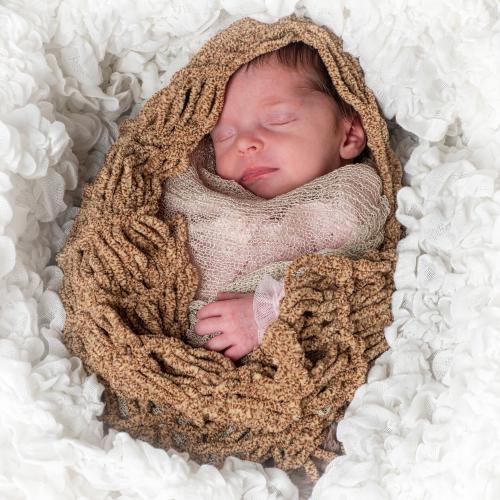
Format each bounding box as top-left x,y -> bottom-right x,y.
57,16 -> 402,481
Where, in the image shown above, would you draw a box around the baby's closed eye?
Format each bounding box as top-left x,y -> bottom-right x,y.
211,127 -> 235,143
265,112 -> 296,125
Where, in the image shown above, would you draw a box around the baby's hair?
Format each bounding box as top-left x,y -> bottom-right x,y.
246,41 -> 357,118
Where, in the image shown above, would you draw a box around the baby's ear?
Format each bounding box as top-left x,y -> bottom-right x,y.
339,114 -> 367,161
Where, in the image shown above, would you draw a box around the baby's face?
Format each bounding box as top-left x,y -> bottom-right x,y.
210,59 -> 348,199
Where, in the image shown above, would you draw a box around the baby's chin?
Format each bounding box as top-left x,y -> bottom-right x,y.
245,182 -> 295,200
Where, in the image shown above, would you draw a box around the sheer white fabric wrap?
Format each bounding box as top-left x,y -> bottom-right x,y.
161,152 -> 390,345
253,274 -> 286,344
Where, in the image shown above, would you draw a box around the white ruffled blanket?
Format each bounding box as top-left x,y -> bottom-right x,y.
1,1 -> 499,499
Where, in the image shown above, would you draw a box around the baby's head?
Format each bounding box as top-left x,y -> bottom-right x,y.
210,42 -> 367,199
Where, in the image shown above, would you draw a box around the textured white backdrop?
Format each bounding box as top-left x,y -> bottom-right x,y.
1,1 -> 500,499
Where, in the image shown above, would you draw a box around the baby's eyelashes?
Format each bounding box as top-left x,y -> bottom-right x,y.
211,127 -> 235,143
267,118 -> 296,126
265,112 -> 296,125
212,118 -> 296,142
211,113 -> 297,145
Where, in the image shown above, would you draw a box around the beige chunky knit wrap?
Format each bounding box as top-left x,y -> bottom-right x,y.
57,16 -> 402,481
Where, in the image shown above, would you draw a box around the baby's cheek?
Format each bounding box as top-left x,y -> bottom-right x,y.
214,159 -> 233,180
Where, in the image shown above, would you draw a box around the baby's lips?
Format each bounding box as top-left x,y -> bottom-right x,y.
240,166 -> 278,183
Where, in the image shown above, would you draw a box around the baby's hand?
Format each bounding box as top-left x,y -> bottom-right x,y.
195,292 -> 259,361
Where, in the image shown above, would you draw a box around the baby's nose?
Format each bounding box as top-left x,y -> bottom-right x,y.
236,132 -> 263,154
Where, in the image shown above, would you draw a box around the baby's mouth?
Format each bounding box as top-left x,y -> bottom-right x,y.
240,167 -> 278,183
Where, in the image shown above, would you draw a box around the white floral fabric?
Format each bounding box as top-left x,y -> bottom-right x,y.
1,1 -> 500,499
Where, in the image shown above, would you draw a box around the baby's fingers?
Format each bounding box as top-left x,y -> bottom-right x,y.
205,334 -> 232,352
194,317 -> 224,336
224,344 -> 252,362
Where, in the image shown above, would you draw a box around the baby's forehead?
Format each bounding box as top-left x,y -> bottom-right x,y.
238,58 -> 313,84
210,58 -> 339,130
227,61 -> 319,103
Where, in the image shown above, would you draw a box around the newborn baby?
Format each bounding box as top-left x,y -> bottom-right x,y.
162,42 -> 389,361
